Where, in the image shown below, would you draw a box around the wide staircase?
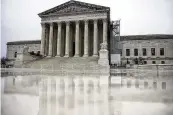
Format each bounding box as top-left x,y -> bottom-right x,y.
22,57 -> 103,76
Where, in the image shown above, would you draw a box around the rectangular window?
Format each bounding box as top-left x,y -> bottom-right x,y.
160,48 -> 164,56
144,61 -> 147,64
161,61 -> 165,64
14,52 -> 17,58
134,49 -> 138,56
162,82 -> 166,90
126,49 -> 130,56
142,48 -> 147,56
151,48 -> 155,56
153,82 -> 157,89
152,61 -> 156,64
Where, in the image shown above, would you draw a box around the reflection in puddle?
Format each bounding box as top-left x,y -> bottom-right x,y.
38,78 -> 173,115
2,76 -> 173,115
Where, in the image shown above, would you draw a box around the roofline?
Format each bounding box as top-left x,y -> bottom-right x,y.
6,34 -> 173,45
121,34 -> 173,37
7,40 -> 41,45
38,0 -> 110,17
120,34 -> 173,41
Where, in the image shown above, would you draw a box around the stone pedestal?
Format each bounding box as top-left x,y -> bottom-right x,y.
98,42 -> 109,66
14,46 -> 41,67
98,50 -> 109,66
98,42 -> 110,86
14,46 -> 29,66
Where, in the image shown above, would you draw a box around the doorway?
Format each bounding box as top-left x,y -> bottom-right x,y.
73,41 -> 75,56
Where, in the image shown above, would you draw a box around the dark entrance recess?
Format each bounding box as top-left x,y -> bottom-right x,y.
73,41 -> 75,56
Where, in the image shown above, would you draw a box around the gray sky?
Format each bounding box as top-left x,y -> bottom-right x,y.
1,0 -> 173,57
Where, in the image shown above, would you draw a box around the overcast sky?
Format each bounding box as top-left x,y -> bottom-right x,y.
1,0 -> 173,57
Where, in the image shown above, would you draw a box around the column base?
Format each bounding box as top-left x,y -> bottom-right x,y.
64,54 -> 69,57
83,54 -> 89,57
55,55 -> 61,57
46,55 -> 52,58
93,54 -> 98,57
74,54 -> 79,57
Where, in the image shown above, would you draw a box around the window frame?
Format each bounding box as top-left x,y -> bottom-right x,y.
152,61 -> 156,64
151,48 -> 155,56
161,61 -> 165,64
144,61 -> 147,64
142,48 -> 147,56
126,49 -> 130,56
160,48 -> 164,56
134,48 -> 138,56
14,52 -> 17,58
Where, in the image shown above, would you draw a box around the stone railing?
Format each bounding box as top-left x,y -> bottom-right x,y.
111,64 -> 173,78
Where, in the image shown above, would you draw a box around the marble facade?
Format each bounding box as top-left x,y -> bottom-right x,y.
120,35 -> 173,64
39,0 -> 110,58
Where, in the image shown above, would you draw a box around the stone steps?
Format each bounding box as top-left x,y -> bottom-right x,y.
23,57 -> 99,71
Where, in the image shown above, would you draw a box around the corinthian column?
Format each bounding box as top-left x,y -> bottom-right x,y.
103,19 -> 108,43
74,20 -> 80,57
40,23 -> 46,56
56,22 -> 62,57
48,23 -> 53,57
84,20 -> 89,57
93,19 -> 98,57
65,21 -> 70,57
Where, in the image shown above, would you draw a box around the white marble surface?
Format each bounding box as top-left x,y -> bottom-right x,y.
1,76 -> 173,115
1,94 -> 173,115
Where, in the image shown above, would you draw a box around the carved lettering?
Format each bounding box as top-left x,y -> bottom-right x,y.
41,13 -> 107,22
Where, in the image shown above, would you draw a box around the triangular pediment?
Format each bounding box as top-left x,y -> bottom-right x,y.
38,0 -> 109,16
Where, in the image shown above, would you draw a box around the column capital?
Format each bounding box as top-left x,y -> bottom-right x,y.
65,21 -> 70,25
75,20 -> 80,24
56,21 -> 62,25
93,19 -> 98,23
84,20 -> 89,23
102,18 -> 107,23
48,22 -> 54,26
40,22 -> 46,27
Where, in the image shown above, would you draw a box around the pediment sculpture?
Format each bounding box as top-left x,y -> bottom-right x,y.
54,5 -> 94,14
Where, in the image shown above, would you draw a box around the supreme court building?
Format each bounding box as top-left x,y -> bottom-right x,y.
6,0 -> 173,66
39,0 -> 110,58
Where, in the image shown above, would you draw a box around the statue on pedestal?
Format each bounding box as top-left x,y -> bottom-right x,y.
98,42 -> 109,66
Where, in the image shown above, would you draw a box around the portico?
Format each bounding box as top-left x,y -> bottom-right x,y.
39,0 -> 110,58
41,19 -> 107,57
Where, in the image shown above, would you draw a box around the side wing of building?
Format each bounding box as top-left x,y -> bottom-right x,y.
119,35 -> 173,65
6,40 -> 41,60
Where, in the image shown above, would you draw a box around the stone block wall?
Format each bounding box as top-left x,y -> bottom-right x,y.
7,42 -> 41,60
120,38 -> 173,64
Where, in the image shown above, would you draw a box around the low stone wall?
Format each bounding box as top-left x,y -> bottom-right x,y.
111,64 -> 173,78
134,64 -> 173,70
110,64 -> 173,90
15,53 -> 41,66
